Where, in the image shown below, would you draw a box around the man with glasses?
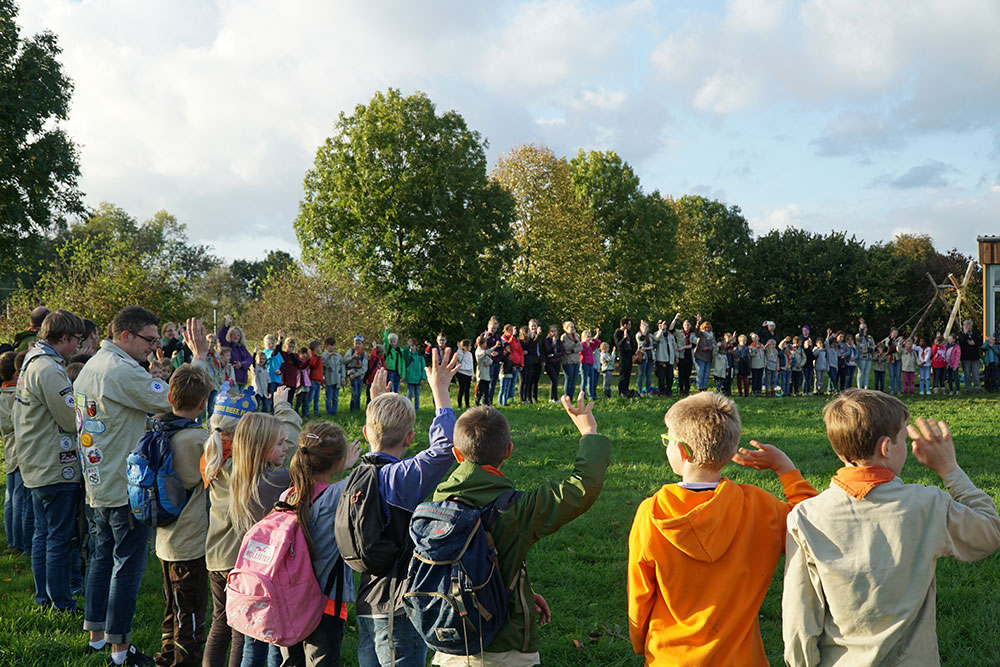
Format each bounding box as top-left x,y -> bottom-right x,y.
74,306 -> 209,666
13,309 -> 85,613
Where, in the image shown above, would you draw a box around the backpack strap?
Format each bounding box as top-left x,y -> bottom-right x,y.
481,489 -> 522,530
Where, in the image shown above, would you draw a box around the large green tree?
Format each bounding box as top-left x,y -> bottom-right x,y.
569,149 -> 678,319
671,195 -> 753,326
490,144 -> 608,327
0,0 -> 83,276
295,88 -> 514,335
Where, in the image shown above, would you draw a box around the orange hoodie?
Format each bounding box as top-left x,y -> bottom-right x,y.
628,471 -> 817,666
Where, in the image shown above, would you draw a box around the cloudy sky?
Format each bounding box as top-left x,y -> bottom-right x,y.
19,0 -> 1000,262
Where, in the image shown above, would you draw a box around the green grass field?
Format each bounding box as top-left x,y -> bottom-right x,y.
2,391 -> 999,665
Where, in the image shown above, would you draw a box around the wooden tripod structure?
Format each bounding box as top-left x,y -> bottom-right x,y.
912,260 -> 977,339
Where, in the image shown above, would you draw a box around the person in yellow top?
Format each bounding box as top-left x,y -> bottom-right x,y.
627,391 -> 817,666
12,309 -> 85,612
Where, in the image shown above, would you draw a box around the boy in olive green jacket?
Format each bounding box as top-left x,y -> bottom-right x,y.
428,393 -> 610,666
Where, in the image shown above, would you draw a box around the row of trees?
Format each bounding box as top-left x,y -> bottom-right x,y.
0,0 -> 982,344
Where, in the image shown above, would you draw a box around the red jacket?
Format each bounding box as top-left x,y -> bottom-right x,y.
308,352 -> 324,382
502,334 -> 524,367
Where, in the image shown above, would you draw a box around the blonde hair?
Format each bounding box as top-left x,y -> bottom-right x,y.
202,412 -> 242,485
229,412 -> 284,535
365,392 -> 415,451
822,388 -> 909,464
664,392 -> 742,470
227,326 -> 244,344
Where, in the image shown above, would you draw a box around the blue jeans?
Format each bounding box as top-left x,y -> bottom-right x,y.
803,367 -> 814,394
84,505 -> 151,644
889,360 -> 902,393
856,359 -> 872,389
581,363 -> 596,399
763,368 -> 777,392
695,358 -> 711,390
779,370 -> 791,395
325,383 -> 340,415
241,635 -> 282,667
305,382 -> 321,416
505,367 -> 520,403
498,376 -> 513,406
357,612 -> 427,667
827,365 -> 839,392
637,358 -> 653,393
407,383 -> 421,411
5,470 -> 34,553
919,365 -> 931,393
386,371 -> 401,393
350,377 -> 364,411
488,373 -> 499,405
30,482 -> 80,610
563,363 -> 580,397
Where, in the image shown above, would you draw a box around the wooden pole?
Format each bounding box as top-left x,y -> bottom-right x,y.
947,260 -> 978,326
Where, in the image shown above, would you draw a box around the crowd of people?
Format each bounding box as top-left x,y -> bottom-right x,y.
1,302 -> 999,667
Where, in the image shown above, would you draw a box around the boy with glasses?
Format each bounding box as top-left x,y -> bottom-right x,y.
628,392 -> 817,665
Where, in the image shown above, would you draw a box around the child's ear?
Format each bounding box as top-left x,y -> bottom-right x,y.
452,447 -> 465,463
503,442 -> 514,461
198,397 -> 208,412
362,425 -> 373,445
875,435 -> 893,460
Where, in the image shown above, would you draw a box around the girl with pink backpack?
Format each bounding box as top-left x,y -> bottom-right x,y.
227,423 -> 360,666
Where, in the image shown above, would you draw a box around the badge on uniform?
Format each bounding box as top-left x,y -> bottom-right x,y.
61,466 -> 75,480
85,467 -> 101,485
86,400 -> 97,417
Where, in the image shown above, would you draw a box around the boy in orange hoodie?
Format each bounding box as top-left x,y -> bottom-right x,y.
627,391 -> 817,666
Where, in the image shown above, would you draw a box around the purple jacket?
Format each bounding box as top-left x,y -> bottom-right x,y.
375,407 -> 456,513
218,325 -> 253,385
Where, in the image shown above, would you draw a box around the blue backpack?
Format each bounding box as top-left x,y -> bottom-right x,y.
402,490 -> 522,656
126,415 -> 201,526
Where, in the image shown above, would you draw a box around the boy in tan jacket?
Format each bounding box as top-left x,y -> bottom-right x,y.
783,389 -> 1000,666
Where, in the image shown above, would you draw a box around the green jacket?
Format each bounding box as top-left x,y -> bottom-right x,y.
431,433 -> 611,654
383,328 -> 406,377
404,352 -> 426,385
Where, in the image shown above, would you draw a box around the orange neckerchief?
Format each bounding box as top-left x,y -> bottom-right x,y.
1,381 -> 15,388
481,464 -> 506,478
831,465 -> 896,500
200,437 -> 233,488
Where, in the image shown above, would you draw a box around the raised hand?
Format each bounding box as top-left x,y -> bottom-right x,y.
428,346 -> 460,409
185,317 -> 209,361
343,440 -> 363,470
731,440 -> 794,475
272,385 -> 291,405
561,391 -> 597,436
907,417 -> 959,478
370,368 -> 391,399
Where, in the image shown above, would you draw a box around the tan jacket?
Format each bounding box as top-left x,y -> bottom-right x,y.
154,424 -> 209,562
13,343 -> 80,488
74,340 -> 172,507
1,386 -> 16,472
783,469 -> 1000,666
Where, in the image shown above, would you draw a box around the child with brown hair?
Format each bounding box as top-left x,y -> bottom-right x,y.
153,364 -> 213,667
427,392 -> 609,665
628,392 -> 817,665
783,389 -> 1000,665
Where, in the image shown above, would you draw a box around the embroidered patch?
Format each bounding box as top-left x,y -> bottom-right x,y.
83,419 -> 106,434
59,451 -> 78,464
85,467 -> 101,485
61,466 -> 75,480
84,447 -> 103,465
76,408 -> 84,431
59,386 -> 73,396
86,400 -> 97,418
80,433 -> 93,448
64,394 -> 75,407
59,436 -> 73,451
150,380 -> 165,393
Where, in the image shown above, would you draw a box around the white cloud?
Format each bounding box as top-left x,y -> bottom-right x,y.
749,203 -> 801,236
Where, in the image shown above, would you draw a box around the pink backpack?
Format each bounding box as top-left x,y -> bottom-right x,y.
225,482 -> 336,646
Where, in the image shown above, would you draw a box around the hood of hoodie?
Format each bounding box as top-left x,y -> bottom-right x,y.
647,479 -> 744,562
21,340 -> 64,370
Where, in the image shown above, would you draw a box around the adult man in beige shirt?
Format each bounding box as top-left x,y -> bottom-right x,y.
75,307 -> 208,666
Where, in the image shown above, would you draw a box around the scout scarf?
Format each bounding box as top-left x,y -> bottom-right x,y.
831,465 -> 896,500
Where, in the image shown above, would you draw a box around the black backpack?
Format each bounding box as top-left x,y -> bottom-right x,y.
334,454 -> 409,575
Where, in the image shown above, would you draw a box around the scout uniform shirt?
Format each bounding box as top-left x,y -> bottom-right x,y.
74,340 -> 172,507
12,341 -> 80,487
